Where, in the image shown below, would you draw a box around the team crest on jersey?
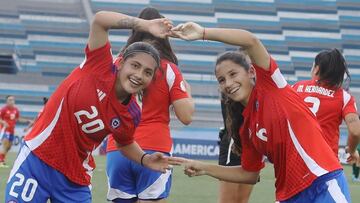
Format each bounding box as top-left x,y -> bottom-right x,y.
111,117 -> 121,129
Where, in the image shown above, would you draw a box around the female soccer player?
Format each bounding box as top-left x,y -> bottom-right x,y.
106,7 -> 194,203
5,11 -> 178,203
0,95 -> 33,168
171,22 -> 352,202
292,49 -> 360,162
218,92 -> 253,203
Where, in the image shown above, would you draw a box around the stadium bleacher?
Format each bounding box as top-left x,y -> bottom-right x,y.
0,0 -> 360,131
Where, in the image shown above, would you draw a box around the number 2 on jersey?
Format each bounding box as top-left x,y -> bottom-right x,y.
304,96 -> 320,115
74,106 -> 105,134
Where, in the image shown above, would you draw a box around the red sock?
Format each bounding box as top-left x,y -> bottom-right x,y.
0,153 -> 5,162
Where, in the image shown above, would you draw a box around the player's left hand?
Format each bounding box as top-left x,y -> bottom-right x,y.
143,152 -> 183,173
170,22 -> 204,41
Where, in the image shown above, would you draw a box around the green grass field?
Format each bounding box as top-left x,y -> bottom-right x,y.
1,152 -> 360,202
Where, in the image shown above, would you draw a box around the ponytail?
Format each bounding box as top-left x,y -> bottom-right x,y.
314,48 -> 350,88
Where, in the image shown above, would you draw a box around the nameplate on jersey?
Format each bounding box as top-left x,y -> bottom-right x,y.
296,85 -> 334,98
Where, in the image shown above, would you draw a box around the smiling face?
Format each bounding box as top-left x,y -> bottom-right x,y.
116,52 -> 157,101
215,60 -> 255,106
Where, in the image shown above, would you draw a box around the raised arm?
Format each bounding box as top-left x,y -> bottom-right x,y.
172,80 -> 194,125
89,11 -> 173,50
171,22 -> 270,70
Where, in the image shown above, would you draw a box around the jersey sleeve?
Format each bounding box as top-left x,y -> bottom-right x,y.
112,130 -> 134,147
165,62 -> 189,102
253,57 -> 288,92
79,42 -> 114,76
342,91 -> 358,118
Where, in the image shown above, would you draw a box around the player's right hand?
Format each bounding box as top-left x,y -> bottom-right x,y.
145,18 -> 173,39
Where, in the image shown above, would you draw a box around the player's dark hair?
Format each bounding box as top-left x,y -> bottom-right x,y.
122,7 -> 178,65
314,48 -> 350,89
43,97 -> 48,105
6,95 -> 14,100
122,41 -> 160,69
221,93 -> 244,155
216,51 -> 251,71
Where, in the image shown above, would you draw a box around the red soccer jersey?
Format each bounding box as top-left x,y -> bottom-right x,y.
0,105 -> 19,134
24,42 -> 140,186
293,80 -> 358,156
107,59 -> 189,153
240,57 -> 342,201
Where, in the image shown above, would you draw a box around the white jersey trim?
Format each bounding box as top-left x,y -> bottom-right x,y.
271,68 -> 287,88
166,63 -> 175,90
83,150 -> 94,181
79,56 -> 86,69
26,98 -> 64,151
138,169 -> 171,199
287,120 -> 328,177
342,90 -> 351,110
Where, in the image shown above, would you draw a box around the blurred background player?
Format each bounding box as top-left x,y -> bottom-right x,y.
218,93 -> 253,203
293,49 -> 360,164
171,21 -> 351,202
106,7 -> 194,203
5,10 -> 180,203
0,95 -> 33,168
